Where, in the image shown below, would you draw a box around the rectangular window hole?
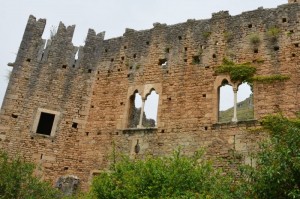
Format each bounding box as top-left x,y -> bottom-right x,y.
111,58 -> 114,62
168,97 -> 172,101
120,102 -> 124,105
158,58 -> 167,65
40,154 -> 43,160
118,69 -> 121,72
192,56 -> 200,64
274,46 -> 280,51
62,65 -> 67,69
72,64 -> 75,68
184,59 -> 187,62
124,46 -> 127,49
282,18 -> 287,23
133,54 -> 136,58
205,66 -> 210,69
11,114 -> 18,118
212,54 -> 217,58
146,41 -> 150,45
86,132 -> 89,136
295,43 -> 299,48
248,24 -> 252,28
121,56 -> 125,60
202,94 -> 206,97
91,105 -> 94,108
36,112 -> 55,136
72,122 -> 78,129
178,36 -> 182,40
254,48 -> 259,53
26,58 -> 31,62
292,53 -> 296,57
161,129 -> 165,133
88,69 -> 92,73
64,167 -> 69,171
184,47 -> 188,51
204,126 -> 208,130
105,49 -> 108,52
165,48 -> 170,53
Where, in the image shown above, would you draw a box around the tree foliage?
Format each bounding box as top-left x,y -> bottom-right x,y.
243,115 -> 300,199
90,150 -> 241,199
0,152 -> 60,199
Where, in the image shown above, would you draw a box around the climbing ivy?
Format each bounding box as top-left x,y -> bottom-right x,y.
251,74 -> 290,83
216,58 -> 256,82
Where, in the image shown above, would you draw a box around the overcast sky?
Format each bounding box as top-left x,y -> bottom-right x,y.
0,0 -> 287,112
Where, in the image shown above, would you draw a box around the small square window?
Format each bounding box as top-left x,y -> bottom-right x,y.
32,108 -> 60,137
36,112 -> 55,135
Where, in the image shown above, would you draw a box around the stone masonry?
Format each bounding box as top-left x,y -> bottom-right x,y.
0,1 -> 300,190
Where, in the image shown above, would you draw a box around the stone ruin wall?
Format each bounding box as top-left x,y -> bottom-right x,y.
0,1 -> 300,190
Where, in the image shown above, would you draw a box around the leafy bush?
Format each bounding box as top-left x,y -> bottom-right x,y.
242,115 -> 300,199
90,150 -> 243,199
0,152 -> 60,199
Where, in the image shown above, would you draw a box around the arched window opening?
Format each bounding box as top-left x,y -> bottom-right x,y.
237,82 -> 254,121
128,92 -> 142,128
218,80 -> 234,123
143,90 -> 159,127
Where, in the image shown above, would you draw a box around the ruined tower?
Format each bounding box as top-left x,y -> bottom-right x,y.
0,1 -> 300,190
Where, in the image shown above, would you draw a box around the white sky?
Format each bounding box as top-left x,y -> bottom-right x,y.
0,0 -> 287,110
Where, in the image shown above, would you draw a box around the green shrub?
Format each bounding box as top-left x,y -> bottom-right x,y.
90,150 -> 243,199
249,34 -> 261,45
0,151 -> 60,199
242,115 -> 300,199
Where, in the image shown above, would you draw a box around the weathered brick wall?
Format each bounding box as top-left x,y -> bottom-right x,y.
1,1 -> 300,190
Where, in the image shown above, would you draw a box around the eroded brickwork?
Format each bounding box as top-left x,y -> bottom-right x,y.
1,1 -> 300,190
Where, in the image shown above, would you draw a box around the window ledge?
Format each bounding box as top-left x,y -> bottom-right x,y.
121,127 -> 158,134
30,132 -> 56,139
212,119 -> 259,130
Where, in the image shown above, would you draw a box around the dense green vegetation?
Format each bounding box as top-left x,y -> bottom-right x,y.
0,152 -> 60,199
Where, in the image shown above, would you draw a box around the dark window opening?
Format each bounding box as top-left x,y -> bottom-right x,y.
121,56 -> 125,60
274,46 -> 280,51
12,114 -> 18,119
184,59 -> 188,62
26,58 -> 31,62
178,36 -> 182,40
203,94 -> 206,98
248,24 -> 252,28
88,69 -> 92,73
165,48 -> 170,53
105,49 -> 108,52
292,53 -> 296,57
282,18 -> 287,23
192,56 -> 200,64
295,43 -> 299,47
62,65 -> 67,69
254,48 -> 259,53
212,54 -> 217,58
184,47 -> 188,51
205,126 -> 208,130
158,58 -> 167,66
124,46 -> 127,49
133,54 -> 136,58
111,58 -> 114,62
146,41 -> 150,45
36,112 -> 55,136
